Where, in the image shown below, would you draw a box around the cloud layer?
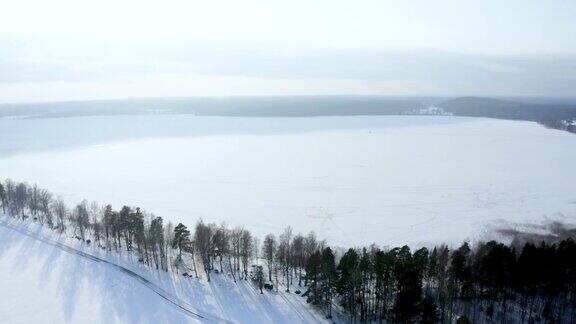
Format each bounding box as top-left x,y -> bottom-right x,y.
1,0 -> 575,102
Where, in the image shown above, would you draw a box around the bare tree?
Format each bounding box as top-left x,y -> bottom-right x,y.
3,180 -> 16,215
230,227 -> 244,282
195,220 -> 214,281
0,182 -> 6,213
14,182 -> 28,218
292,233 -> 305,286
51,197 -> 67,233
262,234 -> 277,282
27,184 -> 40,221
212,223 -> 229,273
38,188 -> 53,228
164,221 -> 175,272
89,201 -> 101,244
278,226 -> 293,292
240,229 -> 254,280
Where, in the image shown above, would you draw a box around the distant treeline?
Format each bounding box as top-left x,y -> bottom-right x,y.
440,97 -> 576,134
0,96 -> 427,118
1,179 -> 575,323
1,96 -> 575,134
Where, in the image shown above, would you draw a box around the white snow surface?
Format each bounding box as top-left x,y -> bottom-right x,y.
0,115 -> 575,247
0,216 -> 328,324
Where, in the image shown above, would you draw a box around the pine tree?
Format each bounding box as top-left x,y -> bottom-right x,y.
173,223 -> 191,259
337,248 -> 360,320
420,295 -> 440,324
392,246 -> 423,323
321,247 -> 336,319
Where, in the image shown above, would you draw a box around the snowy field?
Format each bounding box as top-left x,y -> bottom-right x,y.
0,216 -> 328,323
0,115 -> 575,247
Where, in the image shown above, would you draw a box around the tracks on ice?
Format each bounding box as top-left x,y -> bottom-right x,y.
0,219 -> 232,324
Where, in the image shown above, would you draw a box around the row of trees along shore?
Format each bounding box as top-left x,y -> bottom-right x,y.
0,179 -> 575,323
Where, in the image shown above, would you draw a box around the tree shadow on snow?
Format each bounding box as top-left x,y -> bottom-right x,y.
0,219 -> 194,323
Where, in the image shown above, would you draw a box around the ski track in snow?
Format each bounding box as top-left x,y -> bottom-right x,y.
0,218 -> 230,324
0,217 -> 331,323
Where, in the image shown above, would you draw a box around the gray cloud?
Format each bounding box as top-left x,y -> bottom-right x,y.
1,39 -> 576,97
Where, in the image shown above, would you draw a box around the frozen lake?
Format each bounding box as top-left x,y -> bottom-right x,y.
1,115 -> 575,247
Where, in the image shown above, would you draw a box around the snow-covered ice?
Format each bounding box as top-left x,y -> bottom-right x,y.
0,115 -> 575,247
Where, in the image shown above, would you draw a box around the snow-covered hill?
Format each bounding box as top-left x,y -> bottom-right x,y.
0,215 -> 330,323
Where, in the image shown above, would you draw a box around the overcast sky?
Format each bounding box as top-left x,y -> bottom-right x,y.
1,0 -> 575,103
